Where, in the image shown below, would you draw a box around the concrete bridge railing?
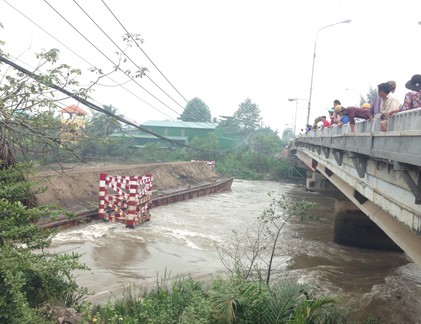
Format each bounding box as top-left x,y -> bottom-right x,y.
292,108 -> 421,266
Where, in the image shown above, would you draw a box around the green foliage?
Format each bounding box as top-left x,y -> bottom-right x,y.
233,98 -> 262,131
90,276 -> 213,324
87,105 -> 123,136
216,127 -> 291,181
78,136 -> 134,161
217,116 -> 242,134
89,274 -> 347,324
188,132 -> 219,161
179,97 -> 212,122
217,148 -> 290,180
0,163 -> 86,322
0,46 -> 97,166
250,128 -> 286,155
365,86 -> 378,106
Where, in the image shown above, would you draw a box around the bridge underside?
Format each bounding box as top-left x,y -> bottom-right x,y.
295,148 -> 421,267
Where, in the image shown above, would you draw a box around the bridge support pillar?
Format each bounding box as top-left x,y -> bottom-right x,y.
306,171 -> 337,193
333,199 -> 401,251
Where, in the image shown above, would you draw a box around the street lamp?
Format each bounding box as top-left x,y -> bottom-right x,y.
306,19 -> 352,126
288,98 -> 307,135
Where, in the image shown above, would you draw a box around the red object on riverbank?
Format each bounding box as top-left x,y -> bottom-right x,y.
98,173 -> 153,228
39,176 -> 233,230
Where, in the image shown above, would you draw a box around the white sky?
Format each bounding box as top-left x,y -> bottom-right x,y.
1,0 -> 421,133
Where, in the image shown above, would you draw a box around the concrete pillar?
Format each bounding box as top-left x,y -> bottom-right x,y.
333,199 -> 402,251
306,171 -> 338,194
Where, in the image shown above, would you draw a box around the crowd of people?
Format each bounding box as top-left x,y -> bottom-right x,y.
305,74 -> 421,134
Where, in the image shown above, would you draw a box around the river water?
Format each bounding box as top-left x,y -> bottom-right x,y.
50,180 -> 421,322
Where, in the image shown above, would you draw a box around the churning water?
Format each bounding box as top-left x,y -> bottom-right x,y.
50,180 -> 421,322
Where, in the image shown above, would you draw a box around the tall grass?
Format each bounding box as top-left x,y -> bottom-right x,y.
88,273 -> 348,324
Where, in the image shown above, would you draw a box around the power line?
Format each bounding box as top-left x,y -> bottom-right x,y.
0,54 -> 205,151
42,0 -> 186,120
1,0 -> 178,121
100,0 -> 215,124
71,0 -> 188,116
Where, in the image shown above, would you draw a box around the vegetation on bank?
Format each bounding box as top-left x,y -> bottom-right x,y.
87,275 -> 347,324
0,163 -> 87,323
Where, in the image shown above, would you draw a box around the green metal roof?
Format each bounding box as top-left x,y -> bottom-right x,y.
110,130 -> 187,140
142,120 -> 218,129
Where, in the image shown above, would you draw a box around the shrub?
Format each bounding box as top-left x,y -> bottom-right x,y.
0,163 -> 87,322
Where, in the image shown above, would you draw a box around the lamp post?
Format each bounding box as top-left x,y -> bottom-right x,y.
306,19 -> 352,126
288,98 -> 307,135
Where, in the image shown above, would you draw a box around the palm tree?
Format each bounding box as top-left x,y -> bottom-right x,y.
208,275 -> 347,323
87,104 -> 122,136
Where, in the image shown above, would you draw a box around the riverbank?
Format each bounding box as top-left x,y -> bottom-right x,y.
33,161 -> 225,212
33,161 -> 232,228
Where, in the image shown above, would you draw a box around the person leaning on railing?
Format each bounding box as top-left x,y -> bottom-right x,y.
400,74 -> 421,112
378,82 -> 402,131
379,75 -> 421,128
333,105 -> 372,133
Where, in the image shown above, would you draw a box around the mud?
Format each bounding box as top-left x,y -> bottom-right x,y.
33,161 -> 222,212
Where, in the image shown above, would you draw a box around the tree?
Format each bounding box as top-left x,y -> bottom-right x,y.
0,37 -> 138,167
216,193 -> 315,284
217,116 -> 242,134
233,98 -> 262,131
365,86 -> 378,105
187,132 -> 219,161
0,48 -> 96,167
0,163 -> 87,322
179,97 -> 212,122
87,104 -> 123,136
249,127 -> 285,155
281,127 -> 294,141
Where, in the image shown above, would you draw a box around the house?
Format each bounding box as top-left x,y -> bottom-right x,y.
58,104 -> 88,141
110,120 -> 218,147
110,119 -> 249,150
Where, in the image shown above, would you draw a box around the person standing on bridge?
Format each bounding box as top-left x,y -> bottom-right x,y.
370,80 -> 396,119
378,82 -> 401,131
328,108 -> 335,125
334,105 -> 371,133
401,74 -> 421,111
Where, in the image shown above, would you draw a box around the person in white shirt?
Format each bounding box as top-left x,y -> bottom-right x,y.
378,82 -> 401,132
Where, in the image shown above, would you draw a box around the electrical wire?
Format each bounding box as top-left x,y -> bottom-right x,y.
100,0 -> 216,124
0,4 -> 250,154
0,54 -> 205,151
1,0 -> 178,121
42,0 -> 186,120
73,0 -> 212,126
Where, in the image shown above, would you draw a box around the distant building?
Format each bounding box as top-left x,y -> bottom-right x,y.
111,120 -> 218,147
58,104 -> 88,141
110,119 -> 249,150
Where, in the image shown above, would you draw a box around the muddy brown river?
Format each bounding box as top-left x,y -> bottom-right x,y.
49,180 -> 421,322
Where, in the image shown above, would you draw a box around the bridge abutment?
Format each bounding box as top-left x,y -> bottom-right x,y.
333,199 -> 401,251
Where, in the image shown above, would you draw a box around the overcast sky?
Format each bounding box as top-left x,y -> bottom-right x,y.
1,0 -> 421,133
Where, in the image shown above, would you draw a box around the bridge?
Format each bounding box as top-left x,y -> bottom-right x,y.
291,108 -> 421,267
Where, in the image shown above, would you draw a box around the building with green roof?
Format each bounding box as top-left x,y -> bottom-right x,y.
110,120 -> 246,150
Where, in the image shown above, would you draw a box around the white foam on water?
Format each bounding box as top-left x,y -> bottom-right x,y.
52,222 -> 145,244
150,225 -> 223,250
